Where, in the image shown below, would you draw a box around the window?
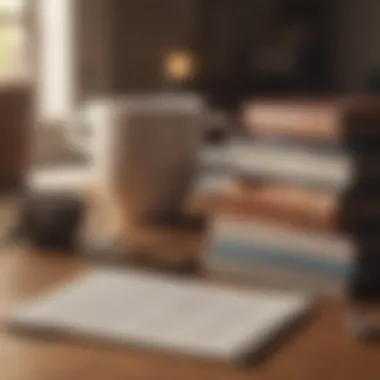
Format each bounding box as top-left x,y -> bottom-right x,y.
37,0 -> 75,122
0,0 -> 27,80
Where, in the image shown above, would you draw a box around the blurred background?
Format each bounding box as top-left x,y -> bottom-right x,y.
3,0 -> 380,113
2,0 -> 380,187
2,1 -> 380,378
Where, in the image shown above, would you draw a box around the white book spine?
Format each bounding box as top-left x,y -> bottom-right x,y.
229,144 -> 352,189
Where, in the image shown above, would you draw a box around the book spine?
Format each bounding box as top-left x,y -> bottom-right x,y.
212,218 -> 354,260
187,193 -> 341,232
229,144 -> 353,191
231,182 -> 340,229
191,173 -> 235,195
243,106 -> 340,142
205,256 -> 347,298
207,239 -> 352,279
244,105 -> 380,143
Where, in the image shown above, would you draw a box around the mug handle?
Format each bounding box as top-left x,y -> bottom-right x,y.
66,108 -> 94,157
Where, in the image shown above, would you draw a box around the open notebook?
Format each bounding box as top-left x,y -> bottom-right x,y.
7,269 -> 313,364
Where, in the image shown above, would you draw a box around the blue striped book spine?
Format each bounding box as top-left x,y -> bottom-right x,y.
208,238 -> 353,281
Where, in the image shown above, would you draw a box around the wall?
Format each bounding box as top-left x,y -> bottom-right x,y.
335,0 -> 380,92
0,84 -> 33,191
200,0 -> 279,82
74,0 -> 113,101
33,0 -> 114,121
111,0 -> 199,92
34,0 -> 277,105
110,0 -> 282,93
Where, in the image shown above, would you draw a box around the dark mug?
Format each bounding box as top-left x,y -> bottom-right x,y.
19,191 -> 85,252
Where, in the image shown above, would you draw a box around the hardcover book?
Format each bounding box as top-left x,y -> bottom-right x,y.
188,177 -> 380,233
243,97 -> 380,144
205,256 -> 347,298
226,139 -> 380,191
205,215 -> 370,265
202,216 -> 359,296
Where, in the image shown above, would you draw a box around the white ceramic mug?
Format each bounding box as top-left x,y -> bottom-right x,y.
67,94 -> 206,225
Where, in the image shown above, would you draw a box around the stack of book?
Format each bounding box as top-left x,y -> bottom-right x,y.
190,98 -> 380,297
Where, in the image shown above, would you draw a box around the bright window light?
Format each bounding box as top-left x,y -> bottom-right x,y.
37,0 -> 75,122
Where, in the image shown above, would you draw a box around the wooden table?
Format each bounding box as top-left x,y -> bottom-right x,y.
1,228 -> 380,380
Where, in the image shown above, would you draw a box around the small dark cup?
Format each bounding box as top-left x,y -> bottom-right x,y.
20,191 -> 85,252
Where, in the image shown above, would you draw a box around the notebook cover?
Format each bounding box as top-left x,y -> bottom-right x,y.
7,269 -> 313,364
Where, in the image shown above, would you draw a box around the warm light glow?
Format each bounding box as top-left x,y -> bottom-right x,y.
163,50 -> 196,83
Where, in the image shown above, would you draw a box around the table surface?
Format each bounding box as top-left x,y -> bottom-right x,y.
1,226 -> 380,380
